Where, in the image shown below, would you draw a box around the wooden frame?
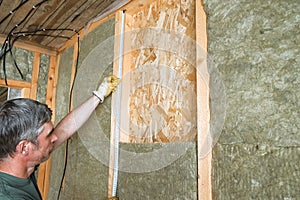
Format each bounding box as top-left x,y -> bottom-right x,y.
0,38 -> 59,200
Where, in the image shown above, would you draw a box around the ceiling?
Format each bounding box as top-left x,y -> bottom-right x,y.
0,0 -> 119,49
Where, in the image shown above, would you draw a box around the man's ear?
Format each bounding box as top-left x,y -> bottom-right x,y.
16,140 -> 30,156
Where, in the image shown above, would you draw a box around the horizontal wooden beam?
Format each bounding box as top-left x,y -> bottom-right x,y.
0,79 -> 31,89
0,34 -> 57,56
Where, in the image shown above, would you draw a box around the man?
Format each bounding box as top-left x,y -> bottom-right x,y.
0,75 -> 120,199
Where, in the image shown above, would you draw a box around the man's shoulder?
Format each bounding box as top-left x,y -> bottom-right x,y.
0,180 -> 13,200
0,193 -> 15,200
0,187 -> 34,200
0,183 -> 15,200
0,175 -> 33,200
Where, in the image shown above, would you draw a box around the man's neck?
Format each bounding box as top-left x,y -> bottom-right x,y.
0,157 -> 34,179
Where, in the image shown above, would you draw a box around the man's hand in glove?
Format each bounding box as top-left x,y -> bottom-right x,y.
93,75 -> 120,102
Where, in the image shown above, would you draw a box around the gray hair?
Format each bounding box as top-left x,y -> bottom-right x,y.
0,98 -> 52,159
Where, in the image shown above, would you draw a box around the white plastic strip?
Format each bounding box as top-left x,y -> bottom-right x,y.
85,0 -> 130,34
112,10 -> 126,197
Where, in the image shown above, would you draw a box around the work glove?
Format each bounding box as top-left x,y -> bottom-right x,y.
93,75 -> 120,102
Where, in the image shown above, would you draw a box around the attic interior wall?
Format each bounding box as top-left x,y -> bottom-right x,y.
0,0 -> 299,199
48,0 -> 199,199
204,0 -> 300,199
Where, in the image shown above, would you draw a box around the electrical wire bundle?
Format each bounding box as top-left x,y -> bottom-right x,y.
0,0 -> 79,84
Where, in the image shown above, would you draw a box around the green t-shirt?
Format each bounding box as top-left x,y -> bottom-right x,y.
0,171 -> 42,200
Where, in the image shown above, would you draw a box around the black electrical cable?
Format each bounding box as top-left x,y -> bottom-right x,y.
1,35 -> 27,81
56,32 -> 80,200
1,32 -> 69,84
1,0 -> 47,52
3,15 -> 15,37
0,0 -> 29,25
3,28 -> 78,80
8,38 -> 23,79
14,33 -> 71,39
44,0 -> 92,46
13,28 -> 79,35
12,28 -> 77,41
1,42 -> 8,85
7,0 -> 48,35
0,0 -> 48,85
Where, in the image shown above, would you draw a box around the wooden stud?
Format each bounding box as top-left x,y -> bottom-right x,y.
21,88 -> 30,98
37,163 -> 46,199
37,55 -> 60,200
37,42 -> 72,198
45,55 -> 59,111
29,52 -> 40,99
196,0 -> 211,200
44,55 -> 59,200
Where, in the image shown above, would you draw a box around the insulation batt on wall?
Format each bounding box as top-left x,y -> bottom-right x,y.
203,0 -> 300,199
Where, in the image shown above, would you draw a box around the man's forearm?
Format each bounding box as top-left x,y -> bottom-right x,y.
53,95 -> 100,148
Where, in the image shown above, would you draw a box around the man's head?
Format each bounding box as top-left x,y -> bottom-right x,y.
0,98 -> 52,159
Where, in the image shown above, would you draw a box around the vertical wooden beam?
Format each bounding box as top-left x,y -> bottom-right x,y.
46,55 -> 59,111
39,41 -> 77,199
37,54 -> 59,200
30,52 -> 41,99
196,1 -> 211,200
22,88 -> 30,98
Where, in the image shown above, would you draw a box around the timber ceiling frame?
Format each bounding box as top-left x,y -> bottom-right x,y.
0,0 -> 118,49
